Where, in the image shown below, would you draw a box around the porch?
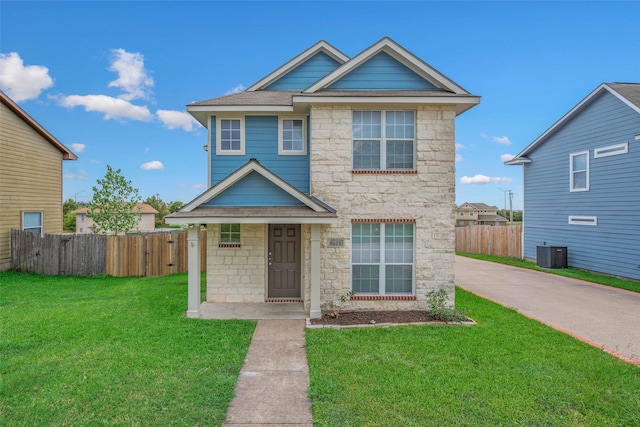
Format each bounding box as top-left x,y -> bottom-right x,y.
199,301 -> 307,320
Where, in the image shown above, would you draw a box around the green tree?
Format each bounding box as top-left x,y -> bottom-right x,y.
63,198 -> 79,216
87,165 -> 141,235
144,195 -> 171,227
168,200 -> 184,213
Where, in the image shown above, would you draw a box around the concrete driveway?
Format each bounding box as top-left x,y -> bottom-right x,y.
455,256 -> 640,365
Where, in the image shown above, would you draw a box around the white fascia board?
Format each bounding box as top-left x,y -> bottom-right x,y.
605,84 -> 640,115
292,95 -> 480,115
246,41 -> 349,91
303,37 -> 470,95
504,157 -> 531,165
165,216 -> 338,225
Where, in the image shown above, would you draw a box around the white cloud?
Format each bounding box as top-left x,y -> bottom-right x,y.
64,169 -> 87,180
480,133 -> 489,140
224,84 -> 245,95
460,175 -> 512,185
57,94 -> 153,121
144,147 -> 151,153
178,183 -> 188,188
89,159 -> 100,164
70,143 -> 86,153
0,52 -> 53,101
501,154 -> 515,162
455,154 -> 463,163
193,184 -> 205,189
156,109 -> 199,132
493,136 -> 512,146
455,143 -> 464,150
108,49 -> 153,101
140,160 -> 164,170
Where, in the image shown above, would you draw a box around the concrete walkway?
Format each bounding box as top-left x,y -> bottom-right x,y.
223,319 -> 312,426
455,255 -> 640,365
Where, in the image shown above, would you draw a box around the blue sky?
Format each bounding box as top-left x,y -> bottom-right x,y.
2,1 -> 638,210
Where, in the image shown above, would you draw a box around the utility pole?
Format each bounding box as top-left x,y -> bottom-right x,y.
508,190 -> 513,224
499,188 -> 508,218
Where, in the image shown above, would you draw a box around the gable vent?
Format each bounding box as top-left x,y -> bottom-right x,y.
594,143 -> 628,158
568,216 -> 598,226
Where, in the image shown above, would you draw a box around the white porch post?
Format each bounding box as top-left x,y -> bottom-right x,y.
310,224 -> 321,318
186,225 -> 201,318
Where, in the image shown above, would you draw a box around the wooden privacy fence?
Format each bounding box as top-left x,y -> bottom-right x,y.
455,225 -> 522,258
11,229 -> 207,277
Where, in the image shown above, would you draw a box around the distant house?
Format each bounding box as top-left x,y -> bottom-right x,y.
167,37 -> 480,318
0,91 -> 77,271
74,203 -> 158,234
456,202 -> 507,226
506,82 -> 640,280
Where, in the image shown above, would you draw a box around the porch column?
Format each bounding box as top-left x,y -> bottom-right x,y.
310,224 -> 321,318
186,225 -> 201,318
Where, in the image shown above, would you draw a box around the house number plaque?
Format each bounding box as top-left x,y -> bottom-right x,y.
327,238 -> 344,248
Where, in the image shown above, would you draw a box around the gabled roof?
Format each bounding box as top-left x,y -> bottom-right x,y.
75,203 -> 159,214
176,159 -> 336,214
246,40 -> 349,92
1,90 -> 77,160
304,37 -> 470,95
506,82 -> 640,165
457,202 -> 498,211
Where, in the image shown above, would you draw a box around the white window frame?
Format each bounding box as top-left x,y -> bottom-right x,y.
352,110 -> 416,171
278,116 -> 307,155
216,117 -> 245,155
568,216 -> 598,226
220,223 -> 241,244
351,222 -> 415,295
570,151 -> 589,192
22,211 -> 43,236
594,143 -> 628,158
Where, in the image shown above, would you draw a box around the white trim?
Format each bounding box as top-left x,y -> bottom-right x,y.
278,116 -> 307,155
186,226 -> 201,318
310,225 -> 321,318
180,160 -> 329,213
190,105 -> 294,113
21,210 -> 44,237
569,151 -> 589,192
215,117 -> 245,155
594,142 -> 628,158
247,40 -> 349,91
165,216 -> 338,225
568,216 -> 598,226
304,37 -> 470,95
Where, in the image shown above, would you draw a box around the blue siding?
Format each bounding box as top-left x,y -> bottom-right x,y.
210,115 -> 310,193
204,172 -> 305,207
328,52 -> 436,90
522,90 -> 640,280
266,52 -> 341,90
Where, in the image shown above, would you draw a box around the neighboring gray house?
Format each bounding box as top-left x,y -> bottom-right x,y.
506,83 -> 640,280
456,202 -> 507,226
167,37 -> 480,318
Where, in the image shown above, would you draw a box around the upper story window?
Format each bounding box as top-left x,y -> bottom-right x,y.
22,211 -> 43,236
570,151 -> 589,192
469,211 -> 474,216
216,118 -> 245,155
352,110 -> 415,171
460,212 -> 464,216
279,117 -> 307,155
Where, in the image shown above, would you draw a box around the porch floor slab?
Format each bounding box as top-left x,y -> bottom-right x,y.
199,302 -> 308,320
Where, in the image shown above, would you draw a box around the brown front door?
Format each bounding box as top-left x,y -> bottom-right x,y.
268,224 -> 301,298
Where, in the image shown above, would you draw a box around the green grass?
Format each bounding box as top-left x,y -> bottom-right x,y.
458,252 -> 640,293
306,288 -> 640,427
0,271 -> 256,426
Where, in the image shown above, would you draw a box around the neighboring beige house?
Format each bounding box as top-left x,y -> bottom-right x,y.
74,203 -> 158,234
166,37 -> 480,318
0,91 -> 78,271
456,202 -> 507,226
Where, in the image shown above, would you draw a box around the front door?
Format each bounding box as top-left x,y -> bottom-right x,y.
268,224 -> 301,298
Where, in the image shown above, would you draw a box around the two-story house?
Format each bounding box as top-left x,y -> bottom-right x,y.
73,203 -> 158,234
166,37 -> 480,318
0,91 -> 77,271
506,83 -> 640,280
456,202 -> 507,226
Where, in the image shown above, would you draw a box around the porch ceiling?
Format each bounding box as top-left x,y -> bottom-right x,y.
165,205 -> 338,224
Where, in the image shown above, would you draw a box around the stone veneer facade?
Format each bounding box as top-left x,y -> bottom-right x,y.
205,104 -> 457,312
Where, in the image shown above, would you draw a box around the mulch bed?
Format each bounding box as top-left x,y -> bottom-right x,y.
309,310 -> 444,326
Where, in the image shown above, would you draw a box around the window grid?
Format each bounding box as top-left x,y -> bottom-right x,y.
22,211 -> 43,236
220,223 -> 241,243
216,117 -> 244,155
352,222 -> 414,295
353,110 -> 415,171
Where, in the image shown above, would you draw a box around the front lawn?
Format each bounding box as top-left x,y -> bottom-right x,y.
0,271 -> 256,426
457,252 -> 640,293
306,288 -> 640,426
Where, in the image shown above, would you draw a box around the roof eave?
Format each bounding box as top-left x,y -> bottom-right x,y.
505,157 -> 531,165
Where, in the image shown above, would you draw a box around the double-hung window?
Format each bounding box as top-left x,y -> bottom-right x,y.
351,222 -> 414,295
216,118 -> 244,155
22,211 -> 43,236
352,110 -> 415,171
279,117 -> 306,155
219,224 -> 241,247
570,151 -> 589,192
